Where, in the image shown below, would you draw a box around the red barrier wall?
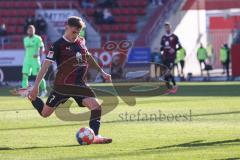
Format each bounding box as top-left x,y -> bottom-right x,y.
231,44 -> 240,77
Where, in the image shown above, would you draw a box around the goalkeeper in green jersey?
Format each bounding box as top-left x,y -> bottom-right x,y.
22,25 -> 47,97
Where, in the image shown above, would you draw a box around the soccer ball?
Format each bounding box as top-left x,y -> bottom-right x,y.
76,127 -> 95,145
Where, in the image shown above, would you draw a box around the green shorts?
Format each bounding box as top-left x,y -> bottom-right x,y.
22,61 -> 41,76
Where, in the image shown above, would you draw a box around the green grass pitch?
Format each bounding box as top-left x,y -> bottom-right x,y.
0,82 -> 240,160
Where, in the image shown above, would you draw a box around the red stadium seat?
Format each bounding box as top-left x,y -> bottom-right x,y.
110,34 -> 117,40
121,1 -> 129,7
138,9 -> 146,15
16,27 -> 23,34
119,25 -> 128,32
7,26 -> 15,34
11,1 -> 19,8
129,25 -> 137,32
112,9 -> 121,15
15,18 -> 23,25
57,1 -> 70,8
9,36 -> 22,47
117,17 -> 128,23
101,34 -> 107,41
7,19 -> 15,25
110,34 -> 127,41
18,10 -> 26,17
4,44 -> 12,49
131,1 -> 139,7
130,9 -> 138,15
43,2 -> 55,9
17,43 -> 24,49
85,9 -> 95,16
140,1 -> 148,7
0,2 -> 8,8
72,2 -> 80,8
27,10 -> 35,17
0,18 -> 4,24
1,10 -> 8,17
5,1 -> 13,8
4,43 -> 23,49
112,25 -> 119,32
119,34 -> 127,40
129,16 -> 137,23
20,2 -> 29,8
18,18 -> 25,25
101,40 -> 107,47
99,25 -> 111,32
29,1 -> 37,8
122,9 -> 130,15
11,35 -> 23,42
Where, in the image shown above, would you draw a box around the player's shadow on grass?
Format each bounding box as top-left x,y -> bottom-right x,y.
0,144 -> 81,151
215,158 -> 240,160
141,139 -> 240,151
2,139 -> 239,159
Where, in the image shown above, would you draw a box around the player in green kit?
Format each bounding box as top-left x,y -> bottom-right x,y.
22,25 -> 47,97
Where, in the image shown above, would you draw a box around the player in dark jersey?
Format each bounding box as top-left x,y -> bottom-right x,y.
27,16 -> 112,144
160,22 -> 182,93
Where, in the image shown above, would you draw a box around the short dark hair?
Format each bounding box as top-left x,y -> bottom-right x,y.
164,22 -> 171,27
67,16 -> 85,30
28,25 -> 35,30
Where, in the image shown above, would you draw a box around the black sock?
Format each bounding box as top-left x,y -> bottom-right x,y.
165,82 -> 171,89
31,97 -> 44,115
89,107 -> 101,136
170,75 -> 176,86
165,76 -> 172,89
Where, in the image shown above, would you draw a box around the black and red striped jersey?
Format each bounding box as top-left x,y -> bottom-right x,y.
46,36 -> 89,86
160,33 -> 181,62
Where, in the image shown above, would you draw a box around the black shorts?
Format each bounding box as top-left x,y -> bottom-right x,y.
179,60 -> 185,68
163,60 -> 174,70
46,85 -> 96,108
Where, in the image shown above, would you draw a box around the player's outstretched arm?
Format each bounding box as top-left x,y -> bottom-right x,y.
87,53 -> 112,82
28,60 -> 52,101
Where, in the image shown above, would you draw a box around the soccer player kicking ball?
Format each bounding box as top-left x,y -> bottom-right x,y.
22,25 -> 47,97
26,16 -> 112,144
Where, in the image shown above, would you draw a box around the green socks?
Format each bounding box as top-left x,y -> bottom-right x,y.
39,79 -> 47,91
22,74 -> 28,88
